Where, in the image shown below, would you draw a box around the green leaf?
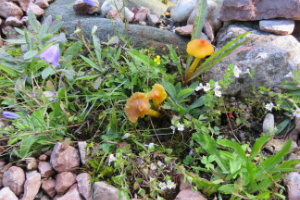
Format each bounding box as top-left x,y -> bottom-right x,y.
64,41 -> 82,58
177,88 -> 194,101
162,79 -> 176,99
217,139 -> 247,164
93,35 -> 103,68
27,10 -> 39,33
187,96 -> 206,111
41,66 -> 55,79
275,119 -> 290,135
80,55 -> 101,71
168,45 -> 182,79
250,136 -> 270,160
23,50 -> 38,60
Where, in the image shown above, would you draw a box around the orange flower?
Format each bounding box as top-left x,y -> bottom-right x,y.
149,84 -> 167,110
185,39 -> 214,81
125,92 -> 160,123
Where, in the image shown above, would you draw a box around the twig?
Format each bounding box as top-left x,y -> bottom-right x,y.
150,118 -> 163,147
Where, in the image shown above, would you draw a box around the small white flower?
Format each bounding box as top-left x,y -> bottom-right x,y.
214,82 -> 221,90
294,107 -> 300,118
170,125 -> 175,134
189,149 -> 193,155
148,143 -> 155,148
265,102 -> 274,111
177,123 -> 184,131
195,83 -> 204,91
108,154 -> 116,165
214,90 -> 222,98
121,133 -> 131,140
159,182 -> 167,191
166,181 -> 176,189
285,71 -> 294,78
234,65 -> 242,78
203,83 -> 211,92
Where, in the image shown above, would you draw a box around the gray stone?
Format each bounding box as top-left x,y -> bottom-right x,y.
203,24 -> 300,96
93,182 -> 122,200
286,172 -> 300,200
5,16 -> 23,27
187,0 -> 222,32
27,2 -> 45,17
0,187 -> 18,200
219,0 -> 300,21
171,0 -> 197,22
55,172 -> 76,194
78,141 -> 87,165
259,20 -> 295,35
263,113 -> 275,134
146,14 -> 160,26
76,173 -> 91,200
44,0 -> 188,53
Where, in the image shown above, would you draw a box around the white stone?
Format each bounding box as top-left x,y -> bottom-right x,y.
259,20 -> 295,35
78,141 -> 87,165
263,113 -> 274,134
171,0 -> 197,22
101,0 -> 123,16
121,7 -> 134,22
0,187 -> 18,200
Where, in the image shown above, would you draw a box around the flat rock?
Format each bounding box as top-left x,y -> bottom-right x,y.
0,187 -> 18,200
76,173 -> 91,200
55,172 -> 77,194
2,166 -> 25,196
93,182 -> 122,200
203,23 -> 300,96
175,189 -> 207,200
175,24 -> 193,36
0,1 -> 23,19
219,0 -> 300,21
21,171 -> 41,200
50,142 -> 80,172
44,0 -> 188,53
259,20 -> 295,35
56,184 -> 82,200
42,179 -> 56,198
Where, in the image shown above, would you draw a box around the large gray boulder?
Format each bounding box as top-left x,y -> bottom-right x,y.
203,23 -> 300,96
44,0 -> 187,53
219,0 -> 300,21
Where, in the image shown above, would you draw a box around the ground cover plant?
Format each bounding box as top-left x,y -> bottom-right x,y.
1,2 -> 300,200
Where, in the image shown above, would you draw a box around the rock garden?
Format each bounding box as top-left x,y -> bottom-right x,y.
1,0 -> 300,199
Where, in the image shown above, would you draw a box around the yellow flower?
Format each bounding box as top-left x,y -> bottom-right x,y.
154,55 -> 161,65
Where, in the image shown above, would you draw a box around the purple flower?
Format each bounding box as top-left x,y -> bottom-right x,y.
36,45 -> 60,67
2,111 -> 19,119
83,0 -> 97,7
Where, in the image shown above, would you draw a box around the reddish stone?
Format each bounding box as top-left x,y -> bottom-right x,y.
55,172 -> 76,194
56,184 -> 82,200
175,189 -> 207,200
21,171 -> 41,200
0,1 -> 23,19
0,187 -> 18,200
50,142 -> 80,172
35,0 -> 49,9
42,179 -> 56,198
38,161 -> 54,178
2,166 -> 25,196
135,7 -> 150,22
27,2 -> 45,17
76,173 -> 91,200
17,0 -> 31,11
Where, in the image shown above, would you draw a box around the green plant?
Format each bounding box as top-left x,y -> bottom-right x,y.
183,133 -> 300,199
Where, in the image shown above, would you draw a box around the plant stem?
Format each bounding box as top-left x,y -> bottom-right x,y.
185,57 -> 201,82
147,109 -> 160,118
